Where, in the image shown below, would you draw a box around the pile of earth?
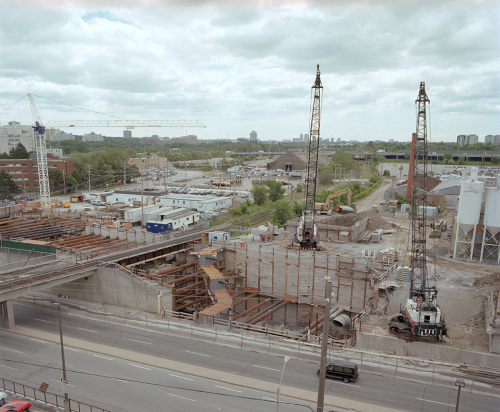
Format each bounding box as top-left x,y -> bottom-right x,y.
322,210 -> 393,231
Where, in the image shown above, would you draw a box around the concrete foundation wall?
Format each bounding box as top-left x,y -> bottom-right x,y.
43,267 -> 158,313
226,244 -> 370,306
357,332 -> 500,368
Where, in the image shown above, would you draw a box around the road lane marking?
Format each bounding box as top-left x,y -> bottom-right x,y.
215,385 -> 242,393
185,350 -> 211,357
65,348 -> 79,352
128,363 -> 151,370
263,397 -> 282,402
2,347 -> 23,354
168,393 -> 196,402
78,327 -> 97,333
51,379 -> 75,388
57,362 -> 74,367
252,365 -> 281,372
34,318 -> 52,323
27,337 -> 48,344
332,381 -> 360,388
129,339 -> 151,345
169,374 -> 193,381
416,398 -> 453,406
94,355 -> 113,361
0,364 -> 18,370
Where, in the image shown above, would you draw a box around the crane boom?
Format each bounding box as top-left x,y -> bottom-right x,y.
28,94 -> 51,211
295,64 -> 323,249
45,120 -> 206,128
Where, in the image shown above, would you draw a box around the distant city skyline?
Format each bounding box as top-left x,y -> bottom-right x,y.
0,2 -> 498,143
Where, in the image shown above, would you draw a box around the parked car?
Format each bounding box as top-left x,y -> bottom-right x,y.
317,360 -> 358,383
0,392 -> 5,406
0,399 -> 32,411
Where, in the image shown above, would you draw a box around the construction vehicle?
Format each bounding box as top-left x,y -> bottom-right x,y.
293,65 -> 323,249
317,188 -> 356,215
61,201 -> 71,208
389,82 -> 446,340
70,195 -> 85,203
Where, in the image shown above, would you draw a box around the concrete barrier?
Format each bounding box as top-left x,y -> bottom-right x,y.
357,332 -> 500,369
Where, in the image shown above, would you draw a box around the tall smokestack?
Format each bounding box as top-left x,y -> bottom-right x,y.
406,133 -> 417,200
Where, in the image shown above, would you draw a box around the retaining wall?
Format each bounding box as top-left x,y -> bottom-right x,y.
357,332 -> 500,368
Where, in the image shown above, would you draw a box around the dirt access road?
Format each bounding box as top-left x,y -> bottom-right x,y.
355,179 -> 392,212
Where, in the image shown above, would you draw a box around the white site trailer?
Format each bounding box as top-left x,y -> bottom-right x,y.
156,194 -> 231,212
157,208 -> 200,229
124,205 -> 165,224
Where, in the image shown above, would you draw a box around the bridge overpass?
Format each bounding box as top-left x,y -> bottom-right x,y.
353,150 -> 500,162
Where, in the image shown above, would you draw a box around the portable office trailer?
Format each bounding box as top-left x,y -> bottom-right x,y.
155,194 -> 231,212
158,210 -> 200,230
146,221 -> 173,233
143,206 -> 173,225
124,205 -> 164,223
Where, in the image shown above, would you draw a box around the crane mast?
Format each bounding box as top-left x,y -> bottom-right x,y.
28,94 -> 51,211
390,82 -> 446,340
295,64 -> 323,249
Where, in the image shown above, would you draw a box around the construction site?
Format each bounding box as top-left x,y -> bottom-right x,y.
1,71 -> 500,400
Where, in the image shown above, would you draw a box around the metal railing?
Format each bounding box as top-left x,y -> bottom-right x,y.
0,377 -> 112,412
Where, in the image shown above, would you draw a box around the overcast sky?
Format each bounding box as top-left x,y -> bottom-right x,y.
1,0 -> 499,143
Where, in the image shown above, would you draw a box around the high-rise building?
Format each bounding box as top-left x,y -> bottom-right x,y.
0,121 -> 35,154
300,134 -> 304,141
495,135 -> 500,145
82,132 -> 103,142
467,134 -> 478,145
50,131 -> 75,141
304,134 -> 309,141
123,130 -> 132,138
250,131 -> 258,141
457,134 -> 479,146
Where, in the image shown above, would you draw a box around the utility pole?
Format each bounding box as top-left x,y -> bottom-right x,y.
62,170 -> 66,196
290,184 -> 293,219
87,165 -> 91,192
123,160 -> 126,189
141,164 -> 144,228
54,303 -> 70,412
317,277 -> 332,412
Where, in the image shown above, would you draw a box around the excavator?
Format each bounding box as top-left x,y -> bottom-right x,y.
317,188 -> 356,215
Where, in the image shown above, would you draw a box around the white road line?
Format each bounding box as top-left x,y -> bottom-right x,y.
129,338 -> 151,345
168,393 -> 196,402
263,397 -> 282,402
169,374 -> 193,381
252,365 -> 281,372
27,337 -> 48,344
332,381 -> 360,388
34,318 -> 52,323
65,348 -> 79,352
2,347 -> 23,354
51,379 -> 75,388
215,385 -> 242,393
185,350 -> 211,357
128,363 -> 151,370
94,355 -> 113,361
0,364 -> 18,370
57,362 -> 74,367
416,398 -> 453,407
78,327 -> 97,333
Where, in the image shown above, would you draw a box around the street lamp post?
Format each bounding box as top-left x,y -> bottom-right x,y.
54,303 -> 70,412
455,379 -> 465,412
317,277 -> 333,412
277,356 -> 290,412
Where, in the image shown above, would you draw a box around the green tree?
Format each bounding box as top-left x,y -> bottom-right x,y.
0,171 -> 22,200
48,169 -> 64,192
265,179 -> 285,202
404,153 -> 410,160
442,153 -> 452,162
366,141 -> 374,150
292,201 -> 306,218
200,162 -> 215,172
399,165 -> 404,179
250,185 -> 268,206
329,151 -> 355,170
457,156 -> 465,165
491,156 -> 499,165
295,183 -> 302,193
383,170 -> 391,177
318,169 -> 333,185
271,201 -> 291,227
9,143 -> 30,159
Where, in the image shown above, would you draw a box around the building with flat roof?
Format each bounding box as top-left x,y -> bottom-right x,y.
50,130 -> 74,141
123,130 -> 132,138
0,121 -> 35,154
250,131 -> 258,141
82,132 -> 103,142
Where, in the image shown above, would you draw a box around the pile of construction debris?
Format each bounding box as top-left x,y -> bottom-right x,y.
321,210 -> 394,231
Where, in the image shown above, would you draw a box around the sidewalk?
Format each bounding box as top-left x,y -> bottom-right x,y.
7,325 -> 404,412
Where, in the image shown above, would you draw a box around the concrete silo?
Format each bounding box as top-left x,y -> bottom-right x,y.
453,168 -> 484,260
480,177 -> 500,264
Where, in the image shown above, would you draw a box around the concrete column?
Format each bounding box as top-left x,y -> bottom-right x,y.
1,300 -> 15,329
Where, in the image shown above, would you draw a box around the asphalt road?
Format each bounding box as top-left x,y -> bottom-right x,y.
3,304 -> 499,412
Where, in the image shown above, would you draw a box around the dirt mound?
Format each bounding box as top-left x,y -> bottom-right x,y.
324,210 -> 393,231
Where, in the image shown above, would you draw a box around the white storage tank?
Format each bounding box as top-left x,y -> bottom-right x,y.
484,184 -> 500,229
456,167 -> 484,226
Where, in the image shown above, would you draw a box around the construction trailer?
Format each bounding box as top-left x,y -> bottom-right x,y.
146,209 -> 200,233
156,194 -> 232,212
124,205 -> 164,224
